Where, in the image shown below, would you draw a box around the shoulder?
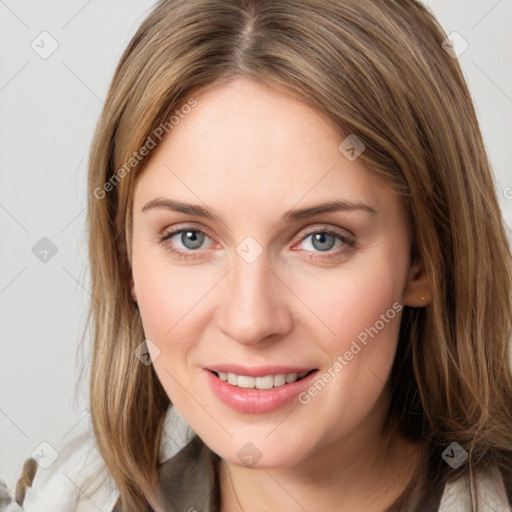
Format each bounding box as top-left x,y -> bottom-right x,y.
439,464 -> 512,512
14,428 -> 118,512
10,406 -> 192,512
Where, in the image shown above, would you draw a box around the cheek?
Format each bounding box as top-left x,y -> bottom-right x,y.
288,263 -> 406,435
132,256 -> 214,415
132,249 -> 216,356
293,257 -> 406,349
288,252 -> 409,416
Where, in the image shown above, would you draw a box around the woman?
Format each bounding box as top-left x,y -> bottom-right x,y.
8,0 -> 512,511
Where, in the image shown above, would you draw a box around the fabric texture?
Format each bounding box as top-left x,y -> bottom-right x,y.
7,406 -> 512,512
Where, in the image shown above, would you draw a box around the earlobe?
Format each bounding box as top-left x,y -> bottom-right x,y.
403,258 -> 432,307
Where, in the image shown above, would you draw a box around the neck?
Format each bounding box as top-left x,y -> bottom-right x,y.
219,400 -> 425,512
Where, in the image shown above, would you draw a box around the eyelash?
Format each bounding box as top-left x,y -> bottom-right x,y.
157,226 -> 355,261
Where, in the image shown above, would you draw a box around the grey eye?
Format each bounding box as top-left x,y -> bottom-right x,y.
179,230 -> 206,250
309,232 -> 337,252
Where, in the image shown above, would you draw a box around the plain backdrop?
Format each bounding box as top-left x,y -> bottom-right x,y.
1,0 -> 511,489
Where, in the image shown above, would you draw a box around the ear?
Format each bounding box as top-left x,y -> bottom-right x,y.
402,256 -> 431,307
130,274 -> 137,303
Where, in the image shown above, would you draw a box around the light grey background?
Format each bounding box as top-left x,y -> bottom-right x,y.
1,0 -> 511,490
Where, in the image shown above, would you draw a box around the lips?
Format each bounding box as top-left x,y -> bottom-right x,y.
204,365 -> 319,414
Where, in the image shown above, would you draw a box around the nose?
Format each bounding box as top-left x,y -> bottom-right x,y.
216,255 -> 293,346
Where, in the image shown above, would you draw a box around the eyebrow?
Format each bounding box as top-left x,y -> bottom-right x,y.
141,197 -> 377,223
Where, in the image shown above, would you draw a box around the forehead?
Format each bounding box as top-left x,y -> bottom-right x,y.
163,78 -> 341,170
133,78 -> 401,224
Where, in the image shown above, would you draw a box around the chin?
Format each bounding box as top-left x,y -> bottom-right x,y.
205,430 -> 317,469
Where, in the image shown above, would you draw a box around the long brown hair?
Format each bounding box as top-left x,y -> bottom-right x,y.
86,0 -> 512,510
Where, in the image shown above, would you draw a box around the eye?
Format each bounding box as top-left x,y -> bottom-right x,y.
294,228 -> 355,259
158,226 -> 355,261
158,228 -> 214,259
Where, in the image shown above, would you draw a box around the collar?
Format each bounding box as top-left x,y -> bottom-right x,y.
112,434 -> 220,512
154,434 -> 221,511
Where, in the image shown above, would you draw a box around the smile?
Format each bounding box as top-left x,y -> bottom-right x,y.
214,370 -> 311,389
205,367 -> 319,413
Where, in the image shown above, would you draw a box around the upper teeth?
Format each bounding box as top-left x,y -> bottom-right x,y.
217,371 -> 309,389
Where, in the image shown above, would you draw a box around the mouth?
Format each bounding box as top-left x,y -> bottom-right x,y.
208,369 -> 317,390
204,366 -> 320,414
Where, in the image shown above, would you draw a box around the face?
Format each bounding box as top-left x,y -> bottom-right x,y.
130,78 -> 426,469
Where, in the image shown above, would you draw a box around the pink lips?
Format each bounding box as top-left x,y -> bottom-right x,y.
204,365 -> 318,414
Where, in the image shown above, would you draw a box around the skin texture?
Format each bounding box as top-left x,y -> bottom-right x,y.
130,78 -> 430,511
